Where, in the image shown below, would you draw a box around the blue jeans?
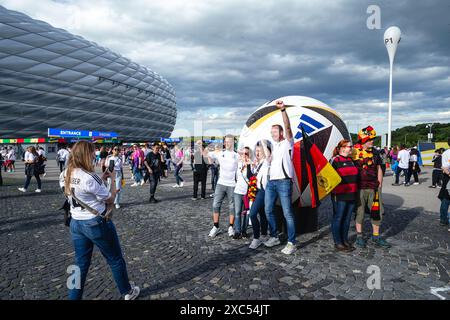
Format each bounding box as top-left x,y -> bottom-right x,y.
249,188 -> 268,239
331,198 -> 355,245
264,179 -> 296,244
234,193 -> 249,234
133,166 -> 142,183
69,216 -> 131,300
440,198 -> 450,224
174,164 -> 184,185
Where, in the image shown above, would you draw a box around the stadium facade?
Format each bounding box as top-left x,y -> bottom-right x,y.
0,5 -> 177,141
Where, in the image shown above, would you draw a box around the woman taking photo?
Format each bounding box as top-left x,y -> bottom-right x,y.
106,146 -> 125,209
62,141 -> 139,300
18,146 -> 42,193
330,140 -> 359,253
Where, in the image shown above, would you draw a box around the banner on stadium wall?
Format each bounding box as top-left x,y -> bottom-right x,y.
0,138 -> 49,144
418,141 -> 450,166
160,138 -> 182,143
48,128 -> 118,138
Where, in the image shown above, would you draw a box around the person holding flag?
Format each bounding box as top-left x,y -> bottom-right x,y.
352,126 -> 391,249
263,100 -> 297,255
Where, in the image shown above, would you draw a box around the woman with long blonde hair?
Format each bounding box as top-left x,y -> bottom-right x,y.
62,141 -> 139,300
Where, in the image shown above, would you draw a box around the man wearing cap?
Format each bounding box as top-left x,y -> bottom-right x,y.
352,126 -> 391,249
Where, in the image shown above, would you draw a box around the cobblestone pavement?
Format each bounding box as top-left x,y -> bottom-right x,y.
0,161 -> 449,300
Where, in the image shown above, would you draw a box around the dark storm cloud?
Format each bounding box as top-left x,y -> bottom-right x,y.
1,0 -> 449,134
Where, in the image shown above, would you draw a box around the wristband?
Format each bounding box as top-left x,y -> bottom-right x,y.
281,108 -> 286,112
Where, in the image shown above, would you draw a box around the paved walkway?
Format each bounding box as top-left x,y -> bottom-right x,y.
0,161 -> 449,300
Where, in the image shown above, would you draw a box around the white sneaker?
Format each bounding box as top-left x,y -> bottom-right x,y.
130,183 -> 138,187
209,194 -> 214,198
249,238 -> 262,250
35,189 -> 41,193
124,285 -> 140,300
264,237 -> 281,248
115,204 -> 121,209
228,226 -> 235,237
18,187 -> 26,193
180,182 -> 184,187
281,242 -> 297,255
413,182 -> 419,185
140,180 -> 145,186
208,226 -> 221,237
172,184 -> 179,188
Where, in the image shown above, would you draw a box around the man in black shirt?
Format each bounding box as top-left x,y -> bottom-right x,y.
191,140 -> 209,200
144,143 -> 163,203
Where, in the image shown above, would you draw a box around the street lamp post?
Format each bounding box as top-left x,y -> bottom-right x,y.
426,123 -> 433,142
404,133 -> 408,145
384,26 -> 402,149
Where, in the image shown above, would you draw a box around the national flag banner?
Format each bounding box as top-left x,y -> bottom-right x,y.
293,126 -> 341,208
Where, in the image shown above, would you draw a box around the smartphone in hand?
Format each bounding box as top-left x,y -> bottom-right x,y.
108,159 -> 115,173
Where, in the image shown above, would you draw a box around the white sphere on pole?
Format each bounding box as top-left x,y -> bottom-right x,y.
384,26 -> 401,149
384,26 -> 402,64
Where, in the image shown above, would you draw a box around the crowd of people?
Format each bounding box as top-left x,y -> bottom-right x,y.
2,101 -> 450,300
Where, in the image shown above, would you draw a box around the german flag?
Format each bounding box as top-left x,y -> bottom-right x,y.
293,126 -> 342,208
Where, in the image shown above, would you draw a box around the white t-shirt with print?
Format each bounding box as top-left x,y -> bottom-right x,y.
269,139 -> 294,180
62,168 -> 111,220
209,150 -> 239,187
255,159 -> 269,190
234,161 -> 250,195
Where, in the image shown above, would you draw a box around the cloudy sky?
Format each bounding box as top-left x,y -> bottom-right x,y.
1,0 -> 449,137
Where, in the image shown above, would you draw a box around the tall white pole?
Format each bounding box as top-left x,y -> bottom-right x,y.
384,26 -> 401,149
388,61 -> 393,148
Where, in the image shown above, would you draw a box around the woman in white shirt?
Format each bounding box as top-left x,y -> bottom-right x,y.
233,147 -> 253,239
61,141 -> 139,300
106,146 -> 124,209
18,146 -> 42,193
249,140 -> 271,249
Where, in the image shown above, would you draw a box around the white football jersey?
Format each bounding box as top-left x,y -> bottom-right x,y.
60,168 -> 110,220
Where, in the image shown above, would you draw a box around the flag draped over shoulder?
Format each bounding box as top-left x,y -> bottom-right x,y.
293,126 -> 342,208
